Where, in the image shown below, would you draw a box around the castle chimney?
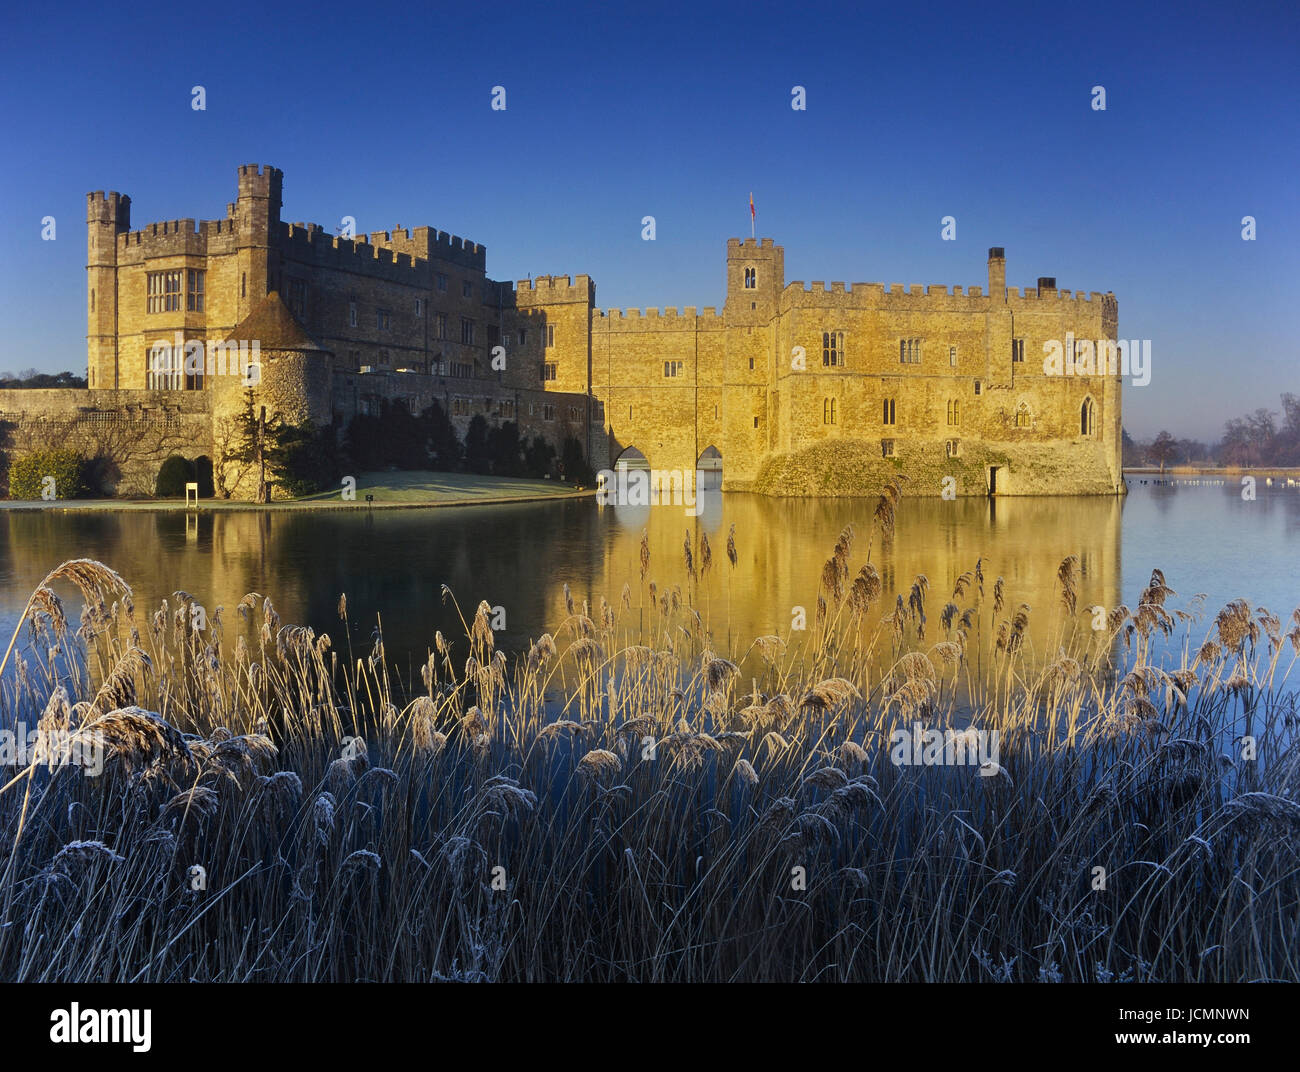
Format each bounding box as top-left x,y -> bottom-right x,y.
1037,276 -> 1057,296
987,248 -> 1006,297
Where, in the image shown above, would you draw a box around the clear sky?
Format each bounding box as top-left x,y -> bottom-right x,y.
1,0 -> 1295,441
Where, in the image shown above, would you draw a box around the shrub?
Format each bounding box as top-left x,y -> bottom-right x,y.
155,454 -> 194,498
7,448 -> 88,500
464,415 -> 491,474
524,436 -> 556,478
274,421 -> 343,497
561,436 -> 595,484
487,421 -> 525,476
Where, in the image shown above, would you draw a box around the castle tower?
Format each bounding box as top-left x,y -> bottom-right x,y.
724,237 -> 784,327
86,190 -> 131,389
234,164 -> 283,321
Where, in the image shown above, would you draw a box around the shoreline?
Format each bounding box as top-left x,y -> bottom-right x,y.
0,486 -> 597,513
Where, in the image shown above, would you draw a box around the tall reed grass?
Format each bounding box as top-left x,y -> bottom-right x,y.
1,493 -> 1297,982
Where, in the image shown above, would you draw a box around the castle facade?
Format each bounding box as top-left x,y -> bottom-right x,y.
58,163 -> 1123,497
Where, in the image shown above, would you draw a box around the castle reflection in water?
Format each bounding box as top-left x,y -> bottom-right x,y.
0,491 -> 1133,686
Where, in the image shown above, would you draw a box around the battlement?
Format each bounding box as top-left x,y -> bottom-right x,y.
199,218 -> 235,237
359,224 -> 487,269
116,215 -> 210,257
513,274 -> 596,305
86,191 -> 131,228
1006,284 -> 1110,304
728,237 -> 780,253
237,163 -> 283,193
780,280 -> 993,307
592,304 -> 726,332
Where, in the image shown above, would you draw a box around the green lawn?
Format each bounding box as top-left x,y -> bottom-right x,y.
0,471 -> 592,510
293,470 -> 589,504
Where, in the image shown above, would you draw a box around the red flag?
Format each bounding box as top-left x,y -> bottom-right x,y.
749,192 -> 755,220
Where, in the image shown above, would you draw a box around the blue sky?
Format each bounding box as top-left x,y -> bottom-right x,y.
2,0 -> 1295,440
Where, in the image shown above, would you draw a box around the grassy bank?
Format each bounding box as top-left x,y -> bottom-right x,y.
0,483 -> 1297,982
0,470 -> 593,512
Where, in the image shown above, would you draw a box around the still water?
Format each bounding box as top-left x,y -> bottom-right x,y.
0,480 -> 1296,680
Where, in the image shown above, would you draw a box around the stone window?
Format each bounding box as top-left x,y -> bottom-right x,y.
241,273 -> 246,299
518,328 -> 527,345
1015,402 -> 1032,428
543,403 -> 556,421
451,360 -> 473,378
823,398 -> 837,425
436,274 -> 448,292
1081,397 -> 1096,436
1012,338 -> 1025,364
744,267 -> 756,289
461,318 -> 475,345
349,301 -> 358,328
949,345 -> 957,367
753,415 -> 759,428
946,439 -> 960,458
899,338 -> 922,365
882,398 -> 896,426
415,298 -> 424,317
187,270 -> 205,312
90,288 -> 95,312
544,324 -> 556,347
664,360 -> 683,378
541,362 -> 557,382
462,280 -> 473,298
376,309 -> 391,331
975,380 -> 982,395
286,278 -> 305,318
823,331 -> 844,367
749,357 -> 755,370
881,439 -> 896,458
570,406 -> 582,421
947,399 -> 960,426
452,397 -> 470,416
435,312 -> 448,340
147,270 -> 182,314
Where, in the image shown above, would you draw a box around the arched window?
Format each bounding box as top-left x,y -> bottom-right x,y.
1081,397 -> 1095,436
947,399 -> 960,426
744,267 -> 756,289
823,397 -> 837,425
1015,403 -> 1031,428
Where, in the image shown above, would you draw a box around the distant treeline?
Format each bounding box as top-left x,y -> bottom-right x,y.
1125,392 -> 1300,470
0,370 -> 87,389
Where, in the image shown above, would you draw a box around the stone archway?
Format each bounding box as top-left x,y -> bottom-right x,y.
697,445 -> 722,491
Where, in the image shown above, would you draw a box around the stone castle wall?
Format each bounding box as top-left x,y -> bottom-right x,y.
72,165 -> 1122,500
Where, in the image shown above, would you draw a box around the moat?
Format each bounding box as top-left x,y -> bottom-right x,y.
1,480 -> 1294,683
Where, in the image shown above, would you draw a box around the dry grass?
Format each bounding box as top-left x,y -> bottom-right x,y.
1,521 -> 1298,982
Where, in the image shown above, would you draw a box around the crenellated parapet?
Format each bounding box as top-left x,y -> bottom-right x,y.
512,274 -> 596,306
362,225 -> 486,270
592,306 -> 725,331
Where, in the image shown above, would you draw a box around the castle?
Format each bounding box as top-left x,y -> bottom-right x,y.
8,164 -> 1124,498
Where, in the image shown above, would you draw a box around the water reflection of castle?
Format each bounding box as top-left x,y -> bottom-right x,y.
3,494 -> 1122,673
